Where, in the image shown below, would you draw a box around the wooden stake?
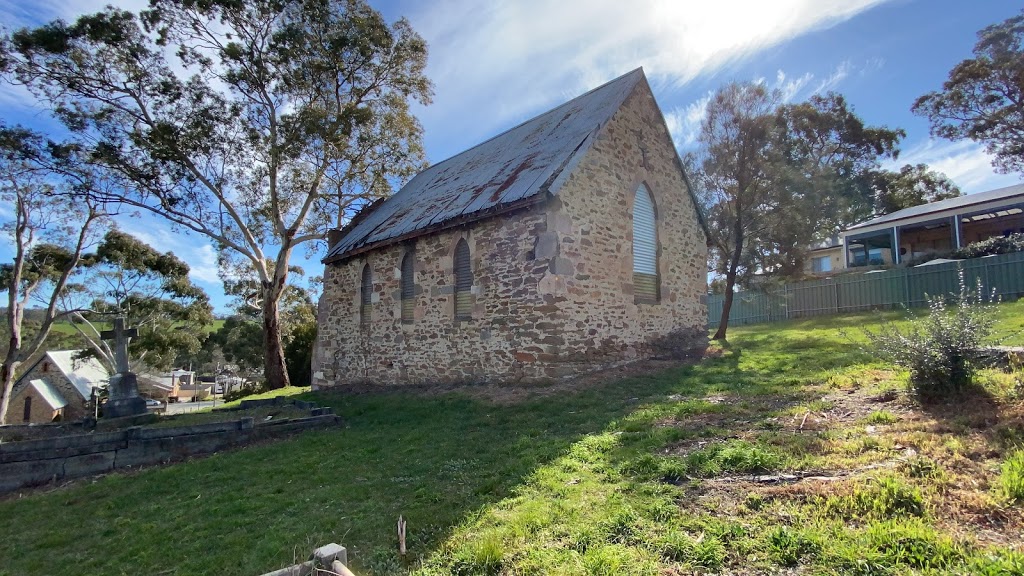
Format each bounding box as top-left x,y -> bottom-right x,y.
398,515 -> 407,555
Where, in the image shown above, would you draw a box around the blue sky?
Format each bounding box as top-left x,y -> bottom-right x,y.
1,0 -> 1021,313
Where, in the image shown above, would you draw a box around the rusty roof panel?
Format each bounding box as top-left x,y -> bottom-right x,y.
325,68 -> 645,261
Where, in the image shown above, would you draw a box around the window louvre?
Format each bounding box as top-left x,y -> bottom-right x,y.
401,252 -> 415,322
454,239 -> 472,320
632,184 -> 659,301
360,263 -> 372,326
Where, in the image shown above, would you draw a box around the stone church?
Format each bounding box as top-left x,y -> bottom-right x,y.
313,68 -> 708,387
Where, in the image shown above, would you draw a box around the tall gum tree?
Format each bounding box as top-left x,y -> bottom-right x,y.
913,11 -> 1024,175
695,83 -> 780,341
0,126 -> 110,424
3,0 -> 433,388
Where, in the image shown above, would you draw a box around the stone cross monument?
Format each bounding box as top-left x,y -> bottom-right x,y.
100,316 -> 147,418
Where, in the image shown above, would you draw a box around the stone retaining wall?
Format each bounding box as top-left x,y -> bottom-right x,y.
0,400 -> 340,494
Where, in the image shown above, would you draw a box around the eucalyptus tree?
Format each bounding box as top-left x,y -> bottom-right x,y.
69,230 -> 213,372
0,126 -> 109,424
914,11 -> 1024,174
694,82 -> 781,341
3,0 -> 433,388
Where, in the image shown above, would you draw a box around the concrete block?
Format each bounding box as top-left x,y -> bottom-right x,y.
311,543 -> 347,565
63,451 -> 116,479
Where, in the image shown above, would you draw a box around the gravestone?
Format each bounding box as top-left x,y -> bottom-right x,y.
101,317 -> 147,418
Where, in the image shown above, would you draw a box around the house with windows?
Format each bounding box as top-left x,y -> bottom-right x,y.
9,350 -> 109,423
313,68 -> 709,387
840,184 -> 1024,269
802,184 -> 1024,276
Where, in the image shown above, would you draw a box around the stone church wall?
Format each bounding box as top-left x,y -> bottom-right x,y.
313,80 -> 707,388
13,359 -> 92,422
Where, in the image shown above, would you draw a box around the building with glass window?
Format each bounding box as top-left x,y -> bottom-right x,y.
313,69 -> 709,387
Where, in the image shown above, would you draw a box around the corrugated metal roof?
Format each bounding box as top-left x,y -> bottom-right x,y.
847,183 -> 1024,231
325,68 -> 647,261
46,350 -> 109,400
29,379 -> 68,410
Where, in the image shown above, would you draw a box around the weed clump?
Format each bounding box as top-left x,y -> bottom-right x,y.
1000,449 -> 1024,503
673,440 -> 784,477
861,270 -> 997,399
824,475 -> 927,520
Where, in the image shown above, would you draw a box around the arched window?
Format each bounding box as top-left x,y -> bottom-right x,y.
360,263 -> 372,326
23,396 -> 32,423
454,239 -> 472,320
632,184 -> 659,302
400,251 -> 415,323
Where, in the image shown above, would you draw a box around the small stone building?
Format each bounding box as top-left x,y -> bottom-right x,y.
313,68 -> 708,387
10,350 -> 109,423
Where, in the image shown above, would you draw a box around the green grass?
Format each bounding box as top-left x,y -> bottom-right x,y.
1,301 -> 1023,575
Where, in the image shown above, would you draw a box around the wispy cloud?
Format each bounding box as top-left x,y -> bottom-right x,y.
409,0 -> 890,148
812,61 -> 851,94
117,218 -> 221,285
889,139 -> 1022,194
777,70 -> 814,103
664,92 -> 713,149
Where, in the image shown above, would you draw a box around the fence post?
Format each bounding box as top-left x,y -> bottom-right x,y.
833,281 -> 839,315
903,269 -> 910,309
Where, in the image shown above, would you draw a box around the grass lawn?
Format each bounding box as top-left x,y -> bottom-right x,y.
1,304 -> 1023,575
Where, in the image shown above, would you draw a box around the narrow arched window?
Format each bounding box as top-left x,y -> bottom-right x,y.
454,239 -> 472,320
632,184 -> 659,302
360,263 -> 372,326
400,251 -> 415,323
23,396 -> 32,422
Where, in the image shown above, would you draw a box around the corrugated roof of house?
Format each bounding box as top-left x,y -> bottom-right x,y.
28,379 -> 68,410
324,68 -> 648,262
847,183 -> 1024,231
45,350 -> 109,401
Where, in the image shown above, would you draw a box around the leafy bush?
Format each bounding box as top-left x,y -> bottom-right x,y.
862,269 -> 996,399
952,232 -> 1024,259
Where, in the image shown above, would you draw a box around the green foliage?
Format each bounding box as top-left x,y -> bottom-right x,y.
868,163 -> 961,216
675,440 -> 784,477
865,410 -> 899,424
824,475 -> 927,520
4,0 -> 433,388
914,10 -> 1024,174
999,449 -> 1024,503
862,270 -> 997,399
953,233 -> 1024,259
863,519 -> 963,570
73,230 -> 213,371
767,526 -> 819,567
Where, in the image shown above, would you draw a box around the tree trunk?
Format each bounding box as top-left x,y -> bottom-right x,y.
0,359 -> 18,426
713,216 -> 745,341
262,291 -> 291,390
712,269 -> 738,341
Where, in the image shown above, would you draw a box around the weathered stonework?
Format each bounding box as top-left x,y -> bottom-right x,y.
11,355 -> 101,423
313,79 -> 707,388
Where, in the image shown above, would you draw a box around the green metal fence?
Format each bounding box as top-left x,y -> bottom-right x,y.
707,251 -> 1024,327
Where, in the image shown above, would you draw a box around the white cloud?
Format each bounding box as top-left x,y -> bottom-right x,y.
664,92 -> 713,149
409,0 -> 889,145
776,70 -> 814,103
812,61 -> 851,94
116,218 -> 221,285
889,139 -> 1022,194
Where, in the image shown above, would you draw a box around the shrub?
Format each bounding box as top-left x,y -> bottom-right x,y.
952,232 -> 1024,259
861,269 -> 997,399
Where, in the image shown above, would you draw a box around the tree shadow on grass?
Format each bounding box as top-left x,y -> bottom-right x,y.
0,343 -> 823,576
